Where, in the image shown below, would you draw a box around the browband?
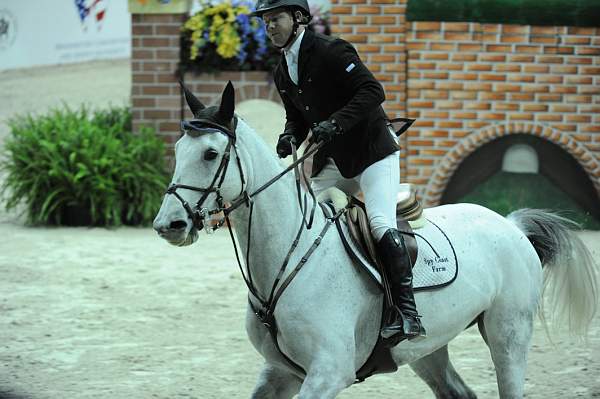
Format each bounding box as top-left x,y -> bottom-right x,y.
181,116 -> 238,141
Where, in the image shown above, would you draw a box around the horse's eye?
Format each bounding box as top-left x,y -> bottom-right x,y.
204,149 -> 219,161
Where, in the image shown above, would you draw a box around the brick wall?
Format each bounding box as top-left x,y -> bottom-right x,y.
406,22 -> 600,206
130,7 -> 600,208
131,13 -> 185,145
131,13 -> 281,150
331,0 -> 409,175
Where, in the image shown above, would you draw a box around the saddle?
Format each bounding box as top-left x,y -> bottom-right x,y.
345,184 -> 423,272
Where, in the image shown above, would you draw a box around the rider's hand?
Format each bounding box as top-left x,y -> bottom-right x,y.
311,119 -> 342,144
276,134 -> 296,158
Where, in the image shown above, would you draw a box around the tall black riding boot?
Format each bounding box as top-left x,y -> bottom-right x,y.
377,228 -> 426,340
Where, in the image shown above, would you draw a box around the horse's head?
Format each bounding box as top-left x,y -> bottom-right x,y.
153,81 -> 246,246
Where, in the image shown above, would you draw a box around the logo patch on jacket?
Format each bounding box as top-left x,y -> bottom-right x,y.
346,63 -> 356,72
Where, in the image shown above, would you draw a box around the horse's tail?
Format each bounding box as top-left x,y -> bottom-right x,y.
507,208 -> 598,336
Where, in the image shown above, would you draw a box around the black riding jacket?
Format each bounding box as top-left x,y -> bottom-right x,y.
273,29 -> 399,178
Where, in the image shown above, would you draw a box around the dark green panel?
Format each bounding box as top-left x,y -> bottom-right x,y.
458,172 -> 600,229
407,0 -> 600,27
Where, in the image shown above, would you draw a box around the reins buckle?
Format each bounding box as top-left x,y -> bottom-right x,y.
198,208 -> 215,235
243,192 -> 252,207
255,308 -> 274,329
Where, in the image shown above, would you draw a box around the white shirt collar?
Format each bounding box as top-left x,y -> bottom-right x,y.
284,29 -> 305,61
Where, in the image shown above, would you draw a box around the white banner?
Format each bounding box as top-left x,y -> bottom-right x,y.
0,0 -> 131,71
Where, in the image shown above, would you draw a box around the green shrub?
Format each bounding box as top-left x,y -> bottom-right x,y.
1,105 -> 170,226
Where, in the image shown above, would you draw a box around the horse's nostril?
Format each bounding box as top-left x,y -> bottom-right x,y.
169,220 -> 187,230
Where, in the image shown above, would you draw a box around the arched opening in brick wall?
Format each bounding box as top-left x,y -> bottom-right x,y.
180,72 -> 281,114
441,134 -> 600,219
423,123 -> 600,215
236,99 -> 285,149
236,99 -> 315,174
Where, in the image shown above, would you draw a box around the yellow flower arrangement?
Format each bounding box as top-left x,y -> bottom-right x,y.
182,1 -> 253,61
215,23 -> 241,58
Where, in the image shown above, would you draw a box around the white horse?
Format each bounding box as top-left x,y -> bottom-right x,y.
153,82 -> 598,398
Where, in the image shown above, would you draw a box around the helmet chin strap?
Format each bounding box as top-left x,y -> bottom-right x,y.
273,16 -> 300,50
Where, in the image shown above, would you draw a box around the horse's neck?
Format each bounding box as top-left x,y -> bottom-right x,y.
228,133 -> 324,298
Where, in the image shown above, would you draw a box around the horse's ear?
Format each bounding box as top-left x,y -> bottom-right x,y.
179,80 -> 205,116
218,81 -> 235,122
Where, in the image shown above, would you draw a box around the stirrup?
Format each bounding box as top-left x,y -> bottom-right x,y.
403,316 -> 427,342
380,324 -> 404,340
380,311 -> 426,341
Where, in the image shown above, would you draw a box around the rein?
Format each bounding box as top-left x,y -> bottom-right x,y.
165,117 -> 324,232
224,140 -> 324,217
164,118 -> 333,307
224,138 -> 333,309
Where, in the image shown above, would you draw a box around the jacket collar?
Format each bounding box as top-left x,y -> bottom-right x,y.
280,29 -> 316,85
297,29 -> 315,83
283,29 -> 304,63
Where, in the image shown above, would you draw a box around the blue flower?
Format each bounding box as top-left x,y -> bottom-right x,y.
251,23 -> 268,60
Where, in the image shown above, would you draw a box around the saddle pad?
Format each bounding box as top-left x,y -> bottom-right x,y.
335,216 -> 458,291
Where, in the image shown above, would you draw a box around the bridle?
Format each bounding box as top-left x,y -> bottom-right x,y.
165,117 -> 244,233
165,117 -> 324,234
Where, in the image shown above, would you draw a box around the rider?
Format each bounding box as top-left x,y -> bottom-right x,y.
252,0 -> 426,341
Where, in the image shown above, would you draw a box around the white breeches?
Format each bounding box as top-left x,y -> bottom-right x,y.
311,151 -> 400,242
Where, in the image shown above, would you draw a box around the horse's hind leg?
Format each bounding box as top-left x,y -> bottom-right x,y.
409,345 -> 477,399
250,363 -> 302,399
482,303 -> 534,398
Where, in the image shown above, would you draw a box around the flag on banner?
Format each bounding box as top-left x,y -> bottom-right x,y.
74,0 -> 107,31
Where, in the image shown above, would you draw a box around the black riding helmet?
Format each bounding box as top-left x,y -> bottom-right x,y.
252,0 -> 312,49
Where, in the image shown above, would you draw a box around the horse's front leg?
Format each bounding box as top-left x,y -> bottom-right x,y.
250,363 -> 302,399
297,353 -> 356,399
